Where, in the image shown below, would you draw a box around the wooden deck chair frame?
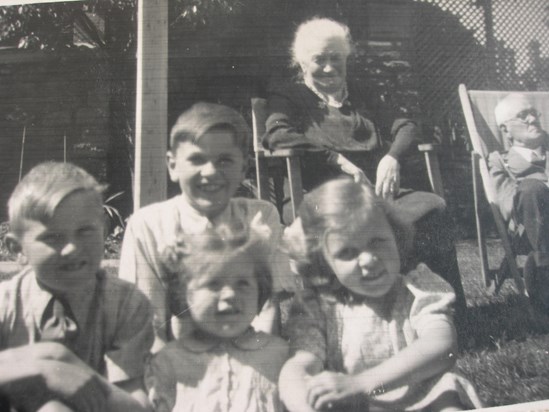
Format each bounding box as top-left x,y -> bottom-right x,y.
458,84 -> 549,294
252,97 -> 446,223
252,98 -> 304,222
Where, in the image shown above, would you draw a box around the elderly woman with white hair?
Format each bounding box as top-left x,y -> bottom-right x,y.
264,17 -> 468,328
264,17 -> 419,195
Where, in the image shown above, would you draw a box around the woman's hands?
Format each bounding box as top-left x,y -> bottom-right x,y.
336,152 -> 401,199
335,153 -> 372,186
376,155 -> 400,199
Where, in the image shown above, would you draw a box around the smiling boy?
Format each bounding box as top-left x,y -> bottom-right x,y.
489,93 -> 549,312
0,162 -> 153,412
119,102 -> 293,351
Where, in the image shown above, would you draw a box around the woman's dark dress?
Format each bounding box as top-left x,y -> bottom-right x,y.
264,82 -> 468,330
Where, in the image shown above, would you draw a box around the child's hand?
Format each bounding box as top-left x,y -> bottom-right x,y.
37,360 -> 111,412
306,371 -> 363,411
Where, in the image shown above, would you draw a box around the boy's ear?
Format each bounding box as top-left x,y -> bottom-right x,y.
499,124 -> 508,135
4,233 -> 22,255
166,150 -> 178,183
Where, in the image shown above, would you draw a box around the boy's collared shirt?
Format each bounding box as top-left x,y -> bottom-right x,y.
0,267 -> 154,383
119,195 -> 294,345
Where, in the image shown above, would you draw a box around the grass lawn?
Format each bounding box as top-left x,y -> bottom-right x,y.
1,238 -> 548,408
455,238 -> 549,407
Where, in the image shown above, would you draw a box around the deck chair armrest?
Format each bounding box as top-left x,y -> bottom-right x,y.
417,143 -> 445,199
259,148 -> 309,158
417,143 -> 438,153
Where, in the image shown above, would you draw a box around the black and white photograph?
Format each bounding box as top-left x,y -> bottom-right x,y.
0,0 -> 548,411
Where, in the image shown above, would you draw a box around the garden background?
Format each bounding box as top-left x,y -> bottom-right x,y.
1,0 -> 549,408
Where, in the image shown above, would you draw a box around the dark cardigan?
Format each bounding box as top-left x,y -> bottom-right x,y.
263,82 -> 421,189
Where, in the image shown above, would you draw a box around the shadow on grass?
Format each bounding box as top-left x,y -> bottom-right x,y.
457,294 -> 549,406
460,294 -> 549,352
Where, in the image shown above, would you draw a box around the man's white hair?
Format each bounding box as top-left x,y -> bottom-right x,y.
494,93 -> 533,126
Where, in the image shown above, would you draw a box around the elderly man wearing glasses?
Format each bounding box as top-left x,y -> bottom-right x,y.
489,93 -> 549,312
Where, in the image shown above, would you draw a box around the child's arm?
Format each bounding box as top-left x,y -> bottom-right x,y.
0,343 -> 108,411
0,343 -> 151,412
0,357 -> 108,412
279,350 -> 324,412
104,377 -> 152,412
306,318 -> 457,410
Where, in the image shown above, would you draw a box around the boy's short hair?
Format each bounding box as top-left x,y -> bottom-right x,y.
8,161 -> 105,235
169,102 -> 251,156
161,219 -> 273,317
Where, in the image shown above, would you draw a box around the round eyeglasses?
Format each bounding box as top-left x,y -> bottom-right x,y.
507,108 -> 541,124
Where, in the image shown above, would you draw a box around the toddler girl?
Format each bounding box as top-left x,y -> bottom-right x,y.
145,219 -> 289,412
280,177 -> 482,412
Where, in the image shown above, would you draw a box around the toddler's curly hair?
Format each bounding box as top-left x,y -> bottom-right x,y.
161,219 -> 273,318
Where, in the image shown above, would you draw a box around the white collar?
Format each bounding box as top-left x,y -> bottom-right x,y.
175,195 -> 234,234
304,79 -> 348,108
512,146 -> 545,163
28,267 -> 99,331
176,327 -> 272,353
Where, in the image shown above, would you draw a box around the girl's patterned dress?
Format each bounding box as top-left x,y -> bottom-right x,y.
286,264 -> 483,411
145,328 -> 288,412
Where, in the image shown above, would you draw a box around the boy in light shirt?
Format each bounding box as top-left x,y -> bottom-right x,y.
119,102 -> 293,351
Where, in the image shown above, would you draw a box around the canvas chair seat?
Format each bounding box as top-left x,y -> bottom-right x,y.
458,84 -> 549,294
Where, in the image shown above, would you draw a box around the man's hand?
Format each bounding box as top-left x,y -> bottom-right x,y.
376,155 -> 400,199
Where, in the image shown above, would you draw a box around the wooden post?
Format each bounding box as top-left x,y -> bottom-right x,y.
134,0 -> 168,211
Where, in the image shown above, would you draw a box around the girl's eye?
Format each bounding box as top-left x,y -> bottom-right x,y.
187,154 -> 207,166
236,279 -> 251,288
41,233 -> 63,244
336,247 -> 360,261
78,225 -> 97,236
217,157 -> 235,167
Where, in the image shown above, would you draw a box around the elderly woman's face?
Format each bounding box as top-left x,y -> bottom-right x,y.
300,36 -> 348,95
